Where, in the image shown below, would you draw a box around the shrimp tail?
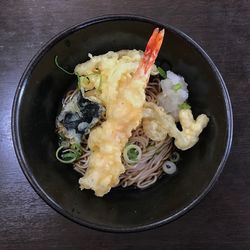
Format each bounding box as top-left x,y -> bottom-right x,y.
139,28 -> 165,76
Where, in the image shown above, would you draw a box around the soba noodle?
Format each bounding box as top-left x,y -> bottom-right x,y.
59,77 -> 174,189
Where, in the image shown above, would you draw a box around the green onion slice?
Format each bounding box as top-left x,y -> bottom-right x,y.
178,102 -> 191,110
169,151 -> 180,163
56,144 -> 83,164
172,83 -> 182,92
123,144 -> 142,164
56,146 -> 77,164
61,152 -> 76,159
163,161 -> 177,175
54,55 -> 74,75
157,66 -> 167,79
71,143 -> 83,157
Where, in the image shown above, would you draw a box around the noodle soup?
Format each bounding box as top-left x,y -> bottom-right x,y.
55,29 -> 209,197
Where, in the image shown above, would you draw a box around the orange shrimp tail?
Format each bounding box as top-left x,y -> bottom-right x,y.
140,28 -> 165,75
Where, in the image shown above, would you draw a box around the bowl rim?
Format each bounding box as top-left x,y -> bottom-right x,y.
11,14 -> 233,233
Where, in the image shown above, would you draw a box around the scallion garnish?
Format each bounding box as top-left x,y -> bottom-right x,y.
163,161 -> 177,175
62,152 -> 76,159
123,144 -> 142,165
172,83 -> 182,92
157,66 -> 167,79
56,146 -> 77,164
178,102 -> 191,110
56,144 -> 83,164
54,55 -> 74,75
169,151 -> 180,163
71,143 -> 83,157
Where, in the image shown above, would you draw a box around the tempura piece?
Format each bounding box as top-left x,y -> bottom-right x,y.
143,102 -> 209,150
77,29 -> 165,196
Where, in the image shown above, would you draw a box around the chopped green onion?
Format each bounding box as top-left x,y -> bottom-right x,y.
56,146 -> 77,164
127,148 -> 139,160
163,161 -> 177,175
178,102 -> 191,110
76,73 -> 80,88
157,66 -> 167,79
54,55 -> 74,75
56,144 -> 83,164
169,152 -> 180,163
62,152 -> 76,159
172,83 -> 182,92
71,143 -> 82,152
71,143 -> 83,157
123,144 -> 142,164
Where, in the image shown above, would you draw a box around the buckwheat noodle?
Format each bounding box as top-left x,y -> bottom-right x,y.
61,77 -> 174,189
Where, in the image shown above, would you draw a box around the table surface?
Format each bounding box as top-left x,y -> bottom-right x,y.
1,0 -> 250,249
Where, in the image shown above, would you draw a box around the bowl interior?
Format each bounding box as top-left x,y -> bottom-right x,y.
13,17 -> 231,231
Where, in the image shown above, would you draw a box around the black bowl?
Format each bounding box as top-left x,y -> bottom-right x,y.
12,15 -> 233,232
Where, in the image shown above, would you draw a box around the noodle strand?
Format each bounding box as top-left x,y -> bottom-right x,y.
59,77 -> 174,189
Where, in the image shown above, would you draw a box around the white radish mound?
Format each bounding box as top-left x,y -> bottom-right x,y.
157,70 -> 189,121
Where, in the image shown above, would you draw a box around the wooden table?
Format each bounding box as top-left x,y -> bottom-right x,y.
1,1 -> 249,249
